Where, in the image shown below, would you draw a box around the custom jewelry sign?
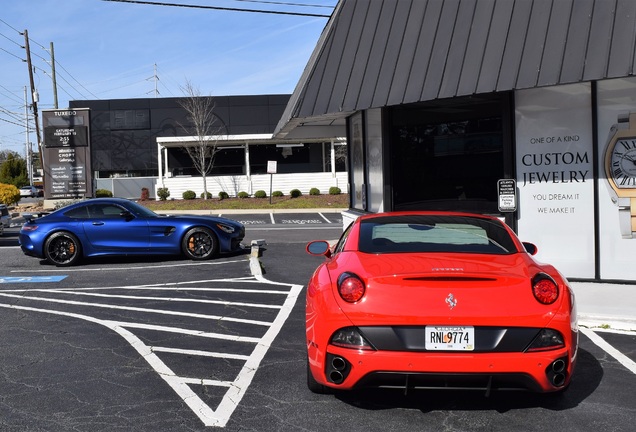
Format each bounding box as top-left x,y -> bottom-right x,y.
515,84 -> 595,278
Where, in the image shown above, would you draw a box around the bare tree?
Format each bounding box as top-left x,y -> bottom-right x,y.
178,81 -> 225,199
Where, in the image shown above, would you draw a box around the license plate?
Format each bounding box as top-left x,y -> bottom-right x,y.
425,326 -> 475,351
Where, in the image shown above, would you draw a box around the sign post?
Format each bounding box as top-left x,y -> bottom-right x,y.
267,160 -> 277,204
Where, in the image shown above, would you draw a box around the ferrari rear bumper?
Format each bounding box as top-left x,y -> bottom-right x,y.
316,346 -> 574,394
356,371 -> 545,393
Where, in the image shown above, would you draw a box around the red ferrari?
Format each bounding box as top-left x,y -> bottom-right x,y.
305,212 -> 578,395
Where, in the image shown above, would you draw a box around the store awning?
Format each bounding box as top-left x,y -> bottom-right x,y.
275,0 -> 636,138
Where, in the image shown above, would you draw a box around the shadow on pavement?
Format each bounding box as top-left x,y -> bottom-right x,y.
334,348 -> 602,413
0,231 -> 19,247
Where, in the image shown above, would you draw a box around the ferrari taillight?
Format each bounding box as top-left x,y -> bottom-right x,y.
331,327 -> 374,350
526,329 -> 565,352
532,273 -> 559,305
337,272 -> 365,303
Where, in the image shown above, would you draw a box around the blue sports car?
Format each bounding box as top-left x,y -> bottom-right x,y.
19,198 -> 245,266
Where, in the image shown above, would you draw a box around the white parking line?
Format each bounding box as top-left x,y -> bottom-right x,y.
121,320 -> 261,343
580,328 -> 636,375
0,272 -> 303,428
318,212 -> 331,223
7,259 -> 249,273
215,281 -> 302,427
248,226 -> 342,231
151,346 -> 250,361
269,213 -> 275,224
30,289 -> 284,310
0,292 -> 273,327
1,285 -> 290,295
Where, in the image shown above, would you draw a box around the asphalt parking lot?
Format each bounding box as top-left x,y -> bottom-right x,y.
0,217 -> 635,431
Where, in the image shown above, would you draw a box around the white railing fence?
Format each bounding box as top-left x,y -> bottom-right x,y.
96,172 -> 348,200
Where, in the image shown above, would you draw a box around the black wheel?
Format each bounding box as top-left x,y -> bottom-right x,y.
307,359 -> 330,394
44,231 -> 82,266
181,227 -> 218,260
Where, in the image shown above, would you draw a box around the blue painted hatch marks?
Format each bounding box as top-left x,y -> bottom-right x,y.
0,276 -> 68,283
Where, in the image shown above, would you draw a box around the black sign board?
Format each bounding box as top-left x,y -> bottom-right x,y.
44,125 -> 88,147
41,109 -> 92,199
497,179 -> 517,212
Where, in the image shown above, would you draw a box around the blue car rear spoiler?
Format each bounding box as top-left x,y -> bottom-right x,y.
23,212 -> 51,223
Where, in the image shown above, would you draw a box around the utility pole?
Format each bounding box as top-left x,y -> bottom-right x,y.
50,42 -> 58,109
24,29 -> 44,187
24,86 -> 32,184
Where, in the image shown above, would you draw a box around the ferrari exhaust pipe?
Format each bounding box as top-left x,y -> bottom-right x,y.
332,356 -> 347,371
326,354 -> 350,385
547,358 -> 567,387
552,373 -> 565,387
330,370 -> 345,384
330,357 -> 347,383
551,359 -> 566,374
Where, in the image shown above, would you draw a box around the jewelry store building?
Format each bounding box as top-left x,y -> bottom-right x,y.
274,0 -> 636,282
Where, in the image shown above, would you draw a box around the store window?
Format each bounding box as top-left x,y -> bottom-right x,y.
249,143 -> 324,174
324,143 -> 347,172
389,93 -> 512,213
167,146 -> 245,176
210,148 -> 245,175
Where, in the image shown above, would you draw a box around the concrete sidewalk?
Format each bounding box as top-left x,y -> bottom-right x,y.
570,281 -> 636,332
156,207 -> 346,215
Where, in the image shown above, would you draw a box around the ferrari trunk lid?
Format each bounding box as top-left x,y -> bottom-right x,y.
336,252 -> 559,327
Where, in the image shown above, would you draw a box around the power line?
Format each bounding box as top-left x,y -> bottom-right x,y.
0,31 -> 23,48
53,61 -> 100,99
232,0 -> 333,8
34,66 -> 85,100
1,15 -> 100,102
0,85 -> 24,104
100,0 -> 332,18
0,46 -> 24,62
0,105 -> 24,122
0,0 -> 334,141
0,18 -> 22,34
0,116 -> 24,128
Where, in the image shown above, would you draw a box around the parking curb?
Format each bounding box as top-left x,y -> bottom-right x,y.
578,316 -> 636,332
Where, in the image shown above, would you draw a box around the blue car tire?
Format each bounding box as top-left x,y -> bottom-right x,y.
44,231 -> 82,267
181,227 -> 218,260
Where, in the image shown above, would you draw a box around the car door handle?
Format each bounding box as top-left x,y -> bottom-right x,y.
92,221 -> 104,226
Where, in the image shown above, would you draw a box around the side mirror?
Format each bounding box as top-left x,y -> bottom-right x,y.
523,242 -> 538,255
306,240 -> 332,257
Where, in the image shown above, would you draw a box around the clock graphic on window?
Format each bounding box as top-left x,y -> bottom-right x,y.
609,138 -> 636,188
604,113 -> 636,238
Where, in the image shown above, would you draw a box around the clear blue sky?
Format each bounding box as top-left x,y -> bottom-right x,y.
0,0 -> 336,156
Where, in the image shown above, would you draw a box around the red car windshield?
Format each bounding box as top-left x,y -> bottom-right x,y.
358,215 -> 517,254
